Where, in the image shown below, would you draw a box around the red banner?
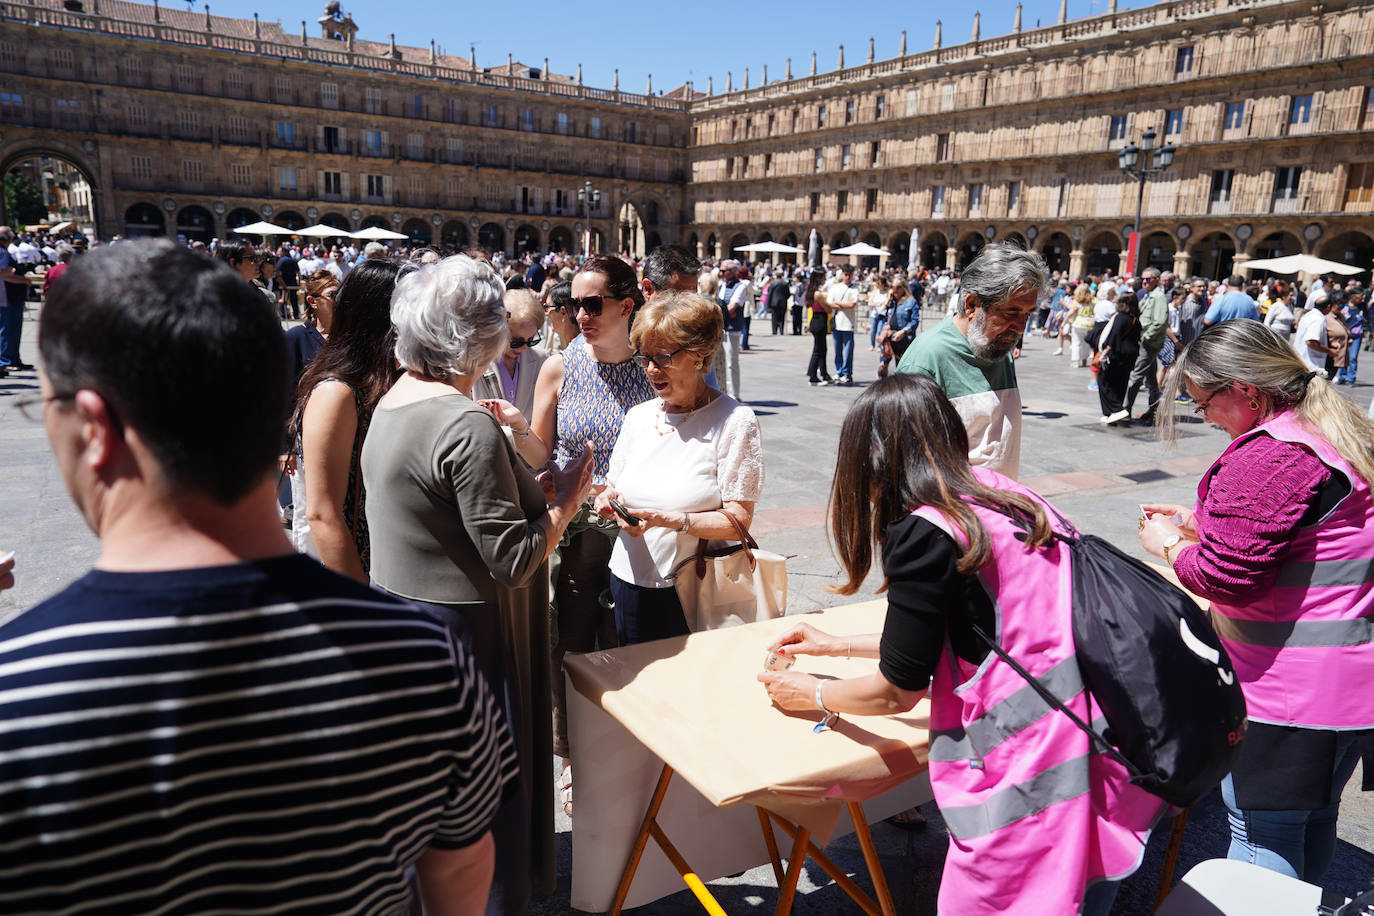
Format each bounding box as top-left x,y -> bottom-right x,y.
1124,232 -> 1140,278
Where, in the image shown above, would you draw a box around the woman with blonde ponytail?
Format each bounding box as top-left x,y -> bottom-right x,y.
1140,319 -> 1374,884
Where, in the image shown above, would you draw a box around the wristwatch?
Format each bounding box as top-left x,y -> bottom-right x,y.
1162,533 -> 1182,565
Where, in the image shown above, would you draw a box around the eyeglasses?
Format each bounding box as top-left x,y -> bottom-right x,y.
631,349 -> 685,369
567,294 -> 620,316
509,333 -> 542,349
1193,385 -> 1229,416
15,391 -> 71,422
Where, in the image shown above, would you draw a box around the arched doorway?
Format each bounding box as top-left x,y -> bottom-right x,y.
547,225 -> 573,253
704,233 -> 718,260
478,222 -> 505,252
1140,231 -> 1176,273
1039,232 -> 1072,274
645,230 -> 663,251
514,224 -> 540,256
226,207 -> 259,233
729,233 -> 751,257
176,204 -> 214,243
1190,232 -> 1236,280
920,231 -> 949,270
359,214 -> 391,230
617,201 -> 646,257
123,202 -> 165,238
1,150 -> 99,237
402,218 -> 431,245
778,232 -> 799,265
829,232 -> 850,261
887,232 -> 910,271
1084,231 -> 1123,276
320,212 -> 351,232
441,220 -> 470,251
956,232 -> 986,270
587,228 -> 605,254
1254,230 -> 1301,261
858,231 -> 884,270
276,210 -> 307,231
1318,230 -> 1374,284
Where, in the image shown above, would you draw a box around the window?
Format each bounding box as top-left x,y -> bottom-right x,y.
446,99 -> 462,123
817,104 -> 826,127
936,133 -> 949,162
1007,180 -> 1022,214
279,167 -> 297,191
875,95 -> 885,118
522,108 -> 535,131
589,116 -> 601,138
865,188 -> 878,216
968,182 -> 984,214
363,130 -> 384,154
836,190 -> 848,215
1209,169 -> 1234,209
810,192 -> 820,217
0,42 -> 17,67
321,82 -> 338,109
0,91 -> 19,109
446,137 -> 462,164
276,121 -> 295,145
1344,162 -> 1374,207
841,145 -> 852,168
767,113 -> 775,134
906,87 -> 919,115
625,156 -> 640,179
323,125 -> 341,152
814,148 -> 823,172
764,153 -> 773,174
53,47 -> 73,70
274,77 -> 292,104
1224,101 -> 1245,131
1165,109 -> 1184,136
408,176 -> 425,201
1109,115 -> 1128,141
366,174 -> 385,198
844,100 -> 854,124
407,133 -> 424,159
1363,87 -> 1374,130
178,110 -> 199,134
724,157 -> 734,180
323,171 -> 342,195
624,121 -> 637,142
130,156 -> 153,181
1174,46 -> 1194,78
791,108 -> 799,132
175,63 -> 195,87
870,141 -> 881,166
182,159 -> 204,183
1273,166 -> 1302,205
128,104 -> 149,131
931,186 -> 946,217
122,58 -> 144,84
555,188 -> 568,213
54,98 -> 81,124
1289,94 -> 1313,125
407,94 -> 425,118
940,83 -> 955,112
557,112 -> 569,135
365,87 -> 383,115
744,118 -> 752,138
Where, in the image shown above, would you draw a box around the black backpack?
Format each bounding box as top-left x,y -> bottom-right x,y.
975,507 -> 1248,809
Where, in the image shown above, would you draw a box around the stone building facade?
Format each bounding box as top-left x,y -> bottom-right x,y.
1,0 -> 1372,278
0,0 -> 690,255
687,0 -> 1374,279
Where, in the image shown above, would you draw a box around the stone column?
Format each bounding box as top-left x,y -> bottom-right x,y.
1172,250 -> 1192,279
1117,249 -> 1130,276
1068,248 -> 1086,279
944,247 -> 958,271
1230,252 -> 1251,275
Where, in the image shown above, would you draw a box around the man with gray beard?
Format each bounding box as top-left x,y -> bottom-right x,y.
895,244 -> 1047,479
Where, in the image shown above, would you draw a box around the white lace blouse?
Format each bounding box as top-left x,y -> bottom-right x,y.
607,394 -> 765,588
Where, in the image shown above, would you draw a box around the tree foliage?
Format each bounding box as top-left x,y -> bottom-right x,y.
4,171 -> 47,226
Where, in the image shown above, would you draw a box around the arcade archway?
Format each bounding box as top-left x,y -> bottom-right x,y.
1,149 -> 99,237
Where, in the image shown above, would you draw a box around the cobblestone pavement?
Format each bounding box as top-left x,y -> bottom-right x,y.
2,305 -> 1371,913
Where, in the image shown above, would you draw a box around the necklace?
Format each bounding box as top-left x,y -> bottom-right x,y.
654,391 -> 714,437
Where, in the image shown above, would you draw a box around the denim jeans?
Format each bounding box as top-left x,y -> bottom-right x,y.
0,295 -> 24,366
1338,340 -> 1360,384
1220,732 -> 1362,883
832,329 -> 855,379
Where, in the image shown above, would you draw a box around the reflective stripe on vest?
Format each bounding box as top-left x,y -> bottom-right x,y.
940,753 -> 1093,841
930,656 -> 1084,763
1274,557 -> 1374,589
1212,609 -> 1374,648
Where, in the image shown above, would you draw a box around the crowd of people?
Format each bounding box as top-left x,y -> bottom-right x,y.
2,229 -> 1373,915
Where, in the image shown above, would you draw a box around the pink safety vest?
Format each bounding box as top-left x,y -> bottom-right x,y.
1196,410 -> 1374,729
913,467 -> 1164,916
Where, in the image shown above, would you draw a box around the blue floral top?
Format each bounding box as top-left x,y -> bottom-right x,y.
552,337 -> 656,484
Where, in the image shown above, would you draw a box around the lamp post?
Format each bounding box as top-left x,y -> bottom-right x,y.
577,180 -> 601,260
1117,126 -> 1177,275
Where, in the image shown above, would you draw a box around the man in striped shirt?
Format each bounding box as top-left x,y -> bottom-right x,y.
0,240 -> 515,915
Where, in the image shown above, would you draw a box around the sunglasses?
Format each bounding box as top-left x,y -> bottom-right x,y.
566,294 -> 622,317
631,349 -> 685,369
509,333 -> 542,349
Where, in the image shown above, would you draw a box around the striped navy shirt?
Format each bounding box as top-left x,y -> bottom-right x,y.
0,555 -> 516,915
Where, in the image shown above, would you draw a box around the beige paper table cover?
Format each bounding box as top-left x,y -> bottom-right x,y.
565,600 -> 932,911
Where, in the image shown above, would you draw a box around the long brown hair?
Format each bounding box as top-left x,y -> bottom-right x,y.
828,374 -> 1053,594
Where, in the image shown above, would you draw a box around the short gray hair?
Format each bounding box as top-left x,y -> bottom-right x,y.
959,244 -> 1049,309
363,241 -> 387,258
391,255 -> 508,380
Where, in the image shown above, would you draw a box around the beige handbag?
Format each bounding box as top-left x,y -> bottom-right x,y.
671,513 -> 788,632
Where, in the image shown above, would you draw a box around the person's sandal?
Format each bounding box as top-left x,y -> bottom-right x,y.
557,764 -> 573,817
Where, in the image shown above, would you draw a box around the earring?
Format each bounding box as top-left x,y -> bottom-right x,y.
695,362 -> 703,369
1248,398 -> 1260,411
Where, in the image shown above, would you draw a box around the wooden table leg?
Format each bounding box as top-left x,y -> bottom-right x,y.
847,801 -> 898,916
758,807 -> 784,886
773,823 -> 811,916
610,763 -> 675,916
648,821 -> 730,916
763,810 -> 881,916
1152,809 -> 1190,913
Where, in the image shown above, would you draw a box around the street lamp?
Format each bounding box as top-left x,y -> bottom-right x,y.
1117,126 -> 1177,273
577,180 -> 601,259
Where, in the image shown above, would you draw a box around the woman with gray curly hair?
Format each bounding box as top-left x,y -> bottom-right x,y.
361,253 -> 593,913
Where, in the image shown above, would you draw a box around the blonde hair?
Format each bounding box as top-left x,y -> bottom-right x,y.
502,288 -> 543,328
1073,283 -> 1094,306
628,291 -> 724,373
1161,321 -> 1374,485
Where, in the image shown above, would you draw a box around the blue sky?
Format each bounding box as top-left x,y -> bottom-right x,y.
200,0 -> 1158,93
